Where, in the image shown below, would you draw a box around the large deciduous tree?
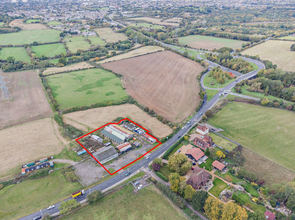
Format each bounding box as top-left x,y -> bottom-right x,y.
168,153 -> 192,175
204,197 -> 223,220
191,190 -> 208,212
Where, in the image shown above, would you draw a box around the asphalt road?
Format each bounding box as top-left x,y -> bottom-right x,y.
20,41 -> 265,220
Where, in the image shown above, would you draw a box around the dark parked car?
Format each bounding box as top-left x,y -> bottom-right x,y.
125,172 -> 131,176
33,215 -> 42,220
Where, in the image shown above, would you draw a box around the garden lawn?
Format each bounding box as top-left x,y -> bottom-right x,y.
206,89 -> 219,101
178,35 -> 245,50
132,22 -> 165,29
60,184 -> 188,220
208,102 -> 295,172
0,47 -> 31,63
203,74 -> 235,89
65,35 -> 90,52
26,19 -> 41,23
88,36 -> 106,46
0,170 -> 81,220
199,157 -> 213,171
244,182 -> 259,197
159,164 -> 174,179
209,133 -> 237,151
215,172 -> 242,185
0,29 -> 61,45
47,68 -> 128,109
32,43 -> 66,58
234,192 -> 265,212
209,178 -> 228,197
48,21 -> 61,25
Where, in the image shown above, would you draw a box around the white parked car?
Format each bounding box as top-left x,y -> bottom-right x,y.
138,184 -> 143,190
47,205 -> 55,210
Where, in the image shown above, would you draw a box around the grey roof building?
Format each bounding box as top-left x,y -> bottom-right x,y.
101,129 -> 125,144
91,135 -> 103,143
92,146 -> 118,164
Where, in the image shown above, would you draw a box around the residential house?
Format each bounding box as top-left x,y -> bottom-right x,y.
187,167 -> 210,189
185,146 -> 208,164
193,137 -> 212,150
264,210 -> 276,220
92,146 -> 118,164
196,125 -> 209,135
212,160 -> 226,171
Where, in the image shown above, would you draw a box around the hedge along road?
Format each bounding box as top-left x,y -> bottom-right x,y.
21,41 -> 265,220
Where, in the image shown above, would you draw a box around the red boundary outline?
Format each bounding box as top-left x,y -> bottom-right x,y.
76,118 -> 161,175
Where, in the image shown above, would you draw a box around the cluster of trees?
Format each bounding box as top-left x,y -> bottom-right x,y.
87,190 -> 103,204
204,197 -> 248,220
59,199 -> 80,216
168,172 -> 195,200
208,67 -> 234,84
60,166 -> 78,182
227,145 -> 245,167
270,182 -> 295,212
291,44 -> 295,51
207,52 -> 254,74
168,153 -> 192,176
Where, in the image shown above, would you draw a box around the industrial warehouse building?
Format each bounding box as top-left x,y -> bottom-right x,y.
91,135 -> 103,143
92,146 -> 118,164
101,127 -> 125,145
108,124 -> 134,140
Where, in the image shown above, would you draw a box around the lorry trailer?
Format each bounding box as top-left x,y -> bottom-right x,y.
72,190 -> 85,199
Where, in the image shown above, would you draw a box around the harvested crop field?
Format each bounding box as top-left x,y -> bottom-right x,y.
63,104 -> 173,138
0,118 -> 62,177
0,70 -> 52,130
43,62 -> 93,75
241,40 -> 295,71
9,19 -> 48,30
178,35 -> 246,50
242,147 -> 295,186
98,46 -> 163,64
95,28 -> 128,43
130,17 -> 179,26
102,51 -> 204,122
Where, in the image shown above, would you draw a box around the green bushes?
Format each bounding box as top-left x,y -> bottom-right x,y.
53,113 -> 83,139
155,182 -> 186,209
155,172 -> 168,182
162,137 -> 184,159
27,168 -> 50,179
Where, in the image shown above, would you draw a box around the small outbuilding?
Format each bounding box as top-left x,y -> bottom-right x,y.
196,124 -> 209,135
264,210 -> 276,220
212,160 -> 226,171
117,142 -> 132,153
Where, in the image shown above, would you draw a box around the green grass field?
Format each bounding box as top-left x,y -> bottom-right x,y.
159,164 -> 174,179
65,35 -> 90,52
209,178 -> 228,197
203,74 -> 235,89
0,22 -> 4,26
0,47 -> 31,63
233,192 -> 265,212
132,22 -> 165,29
60,184 -> 187,220
48,68 -> 128,109
87,36 -> 106,46
171,45 -> 202,58
199,157 -> 214,171
48,21 -> 61,25
178,35 -> 245,50
209,133 -> 237,151
206,89 -> 219,101
0,29 -> 61,46
0,170 -> 81,219
244,182 -> 259,197
48,58 -> 59,64
208,102 -> 295,172
32,43 -> 66,58
279,35 -> 295,40
26,19 -> 41,24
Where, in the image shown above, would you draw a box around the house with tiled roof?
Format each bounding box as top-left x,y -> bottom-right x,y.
193,137 -> 212,150
187,167 -> 210,189
196,124 -> 209,135
185,147 -> 207,164
264,210 -> 276,220
212,160 -> 226,171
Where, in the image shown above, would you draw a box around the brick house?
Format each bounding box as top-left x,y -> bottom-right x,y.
196,125 -> 209,135
185,147 -> 207,164
187,167 -> 210,189
193,137 -> 212,150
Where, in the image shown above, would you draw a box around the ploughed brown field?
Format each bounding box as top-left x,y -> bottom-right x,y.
102,51 -> 204,123
0,70 -> 52,129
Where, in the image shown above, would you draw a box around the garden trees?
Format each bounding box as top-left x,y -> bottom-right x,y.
153,158 -> 162,165
184,185 -> 196,201
205,110 -> 213,117
216,150 -> 225,159
261,97 -> 270,106
168,153 -> 192,175
169,172 -> 186,193
221,202 -> 248,220
204,197 -> 223,220
191,190 -> 208,211
247,211 -> 266,220
87,190 -> 103,204
152,163 -> 161,172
